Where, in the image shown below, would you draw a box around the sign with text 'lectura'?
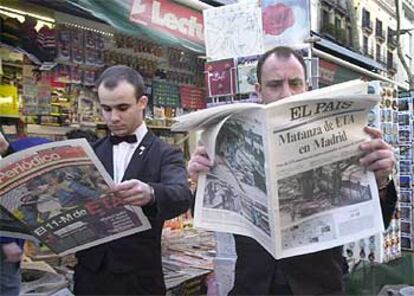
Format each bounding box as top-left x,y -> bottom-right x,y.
129,0 -> 204,46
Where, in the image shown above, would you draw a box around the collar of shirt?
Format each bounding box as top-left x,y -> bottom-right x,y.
112,123 -> 148,184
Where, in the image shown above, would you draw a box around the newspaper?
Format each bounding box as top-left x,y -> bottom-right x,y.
173,80 -> 385,259
0,139 -> 151,256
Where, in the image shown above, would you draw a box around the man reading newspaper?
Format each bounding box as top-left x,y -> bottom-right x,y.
188,46 -> 397,295
72,66 -> 192,295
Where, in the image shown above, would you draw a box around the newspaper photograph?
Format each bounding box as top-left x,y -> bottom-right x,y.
0,205 -> 35,241
196,111 -> 275,252
173,80 -> 385,259
0,139 -> 151,256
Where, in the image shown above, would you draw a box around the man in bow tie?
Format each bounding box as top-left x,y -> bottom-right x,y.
74,65 -> 192,295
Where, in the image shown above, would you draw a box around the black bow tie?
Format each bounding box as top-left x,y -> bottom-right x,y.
109,134 -> 137,145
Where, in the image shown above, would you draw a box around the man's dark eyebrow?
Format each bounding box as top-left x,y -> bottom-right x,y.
100,103 -> 131,109
288,78 -> 304,82
265,79 -> 283,84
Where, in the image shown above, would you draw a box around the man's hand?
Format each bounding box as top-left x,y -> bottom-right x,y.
359,126 -> 395,188
2,242 -> 23,263
111,179 -> 154,207
0,132 -> 10,156
187,146 -> 214,182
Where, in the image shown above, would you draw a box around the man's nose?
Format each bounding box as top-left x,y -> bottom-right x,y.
110,110 -> 121,122
280,82 -> 292,98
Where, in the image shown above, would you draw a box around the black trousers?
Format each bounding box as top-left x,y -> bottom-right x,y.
230,235 -> 345,295
74,262 -> 165,295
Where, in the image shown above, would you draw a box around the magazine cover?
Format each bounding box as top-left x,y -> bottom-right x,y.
205,59 -> 237,97
0,139 -> 151,255
237,55 -> 260,94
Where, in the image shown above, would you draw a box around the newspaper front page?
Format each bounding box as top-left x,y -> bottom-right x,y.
174,80 -> 385,259
267,94 -> 384,258
0,139 -> 151,256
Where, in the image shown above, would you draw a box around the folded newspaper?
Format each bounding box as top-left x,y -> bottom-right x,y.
173,80 -> 385,259
0,139 -> 151,256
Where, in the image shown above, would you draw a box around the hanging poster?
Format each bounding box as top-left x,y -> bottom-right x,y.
203,1 -> 264,60
261,0 -> 310,50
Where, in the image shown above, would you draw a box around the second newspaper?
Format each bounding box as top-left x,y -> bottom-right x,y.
0,139 -> 151,256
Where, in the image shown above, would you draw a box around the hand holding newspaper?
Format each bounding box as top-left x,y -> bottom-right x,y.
173,80 -> 385,259
0,139 -> 151,256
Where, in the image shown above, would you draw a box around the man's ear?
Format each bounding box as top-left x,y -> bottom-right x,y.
137,95 -> 148,109
254,82 -> 261,95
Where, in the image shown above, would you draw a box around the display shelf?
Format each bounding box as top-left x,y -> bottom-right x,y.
397,90 -> 414,251
157,65 -> 195,76
343,81 -> 401,271
2,62 -> 24,68
50,113 -> 62,117
25,123 -> 185,135
26,124 -> 73,136
54,59 -> 105,70
108,48 -> 162,62
87,122 -> 180,131
0,114 -> 20,119
148,125 -> 174,130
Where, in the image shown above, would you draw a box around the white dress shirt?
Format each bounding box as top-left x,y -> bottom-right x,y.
112,123 -> 148,184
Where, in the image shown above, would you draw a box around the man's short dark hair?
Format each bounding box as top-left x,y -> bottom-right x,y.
256,46 -> 307,84
95,65 -> 145,101
66,129 -> 98,144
